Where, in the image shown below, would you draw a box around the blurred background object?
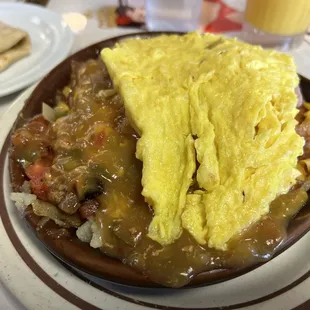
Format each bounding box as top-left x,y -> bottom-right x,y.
62,12 -> 87,33
113,0 -> 244,32
199,0 -> 243,33
145,0 -> 202,32
17,0 -> 49,5
116,0 -> 145,27
242,0 -> 310,51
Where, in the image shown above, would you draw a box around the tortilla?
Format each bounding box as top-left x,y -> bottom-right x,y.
0,22 -> 28,54
0,35 -> 31,73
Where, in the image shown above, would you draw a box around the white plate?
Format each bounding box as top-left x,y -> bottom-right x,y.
0,2 -> 73,97
0,86 -> 310,310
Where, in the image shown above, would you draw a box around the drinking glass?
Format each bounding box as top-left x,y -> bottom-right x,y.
242,0 -> 310,51
146,0 -> 203,32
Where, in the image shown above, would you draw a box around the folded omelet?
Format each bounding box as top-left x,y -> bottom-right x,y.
101,33 -> 304,250
102,35 -> 200,245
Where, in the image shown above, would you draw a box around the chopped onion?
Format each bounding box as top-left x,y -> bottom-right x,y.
32,200 -> 82,228
296,86 -> 303,108
21,181 -> 31,194
36,216 -> 50,230
98,89 -> 116,98
42,102 -> 56,123
54,219 -> 69,228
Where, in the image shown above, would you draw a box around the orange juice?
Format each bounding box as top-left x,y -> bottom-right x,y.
245,0 -> 310,36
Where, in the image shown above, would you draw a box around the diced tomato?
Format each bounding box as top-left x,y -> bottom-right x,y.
27,117 -> 49,135
32,115 -> 49,127
35,155 -> 54,167
25,164 -> 49,201
25,164 -> 48,180
11,129 -> 32,147
30,180 -> 49,201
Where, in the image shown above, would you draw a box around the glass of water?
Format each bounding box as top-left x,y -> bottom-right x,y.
146,0 -> 203,32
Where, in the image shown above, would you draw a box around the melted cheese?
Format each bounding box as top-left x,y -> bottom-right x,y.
101,33 -> 304,249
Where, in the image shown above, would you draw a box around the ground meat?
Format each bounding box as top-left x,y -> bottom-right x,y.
58,192 -> 80,214
79,199 -> 99,219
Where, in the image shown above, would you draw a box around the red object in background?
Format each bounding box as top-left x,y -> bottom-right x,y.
116,0 -> 145,27
116,15 -> 132,26
204,0 -> 242,33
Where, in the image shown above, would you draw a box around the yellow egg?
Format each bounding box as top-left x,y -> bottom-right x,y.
101,33 -> 304,250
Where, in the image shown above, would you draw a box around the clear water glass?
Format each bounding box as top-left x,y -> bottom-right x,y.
146,0 -> 203,32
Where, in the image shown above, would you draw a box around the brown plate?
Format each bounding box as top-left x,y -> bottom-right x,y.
7,32 -> 310,288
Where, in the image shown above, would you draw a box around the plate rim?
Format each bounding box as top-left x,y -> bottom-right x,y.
12,30 -> 310,287
1,32 -> 310,309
